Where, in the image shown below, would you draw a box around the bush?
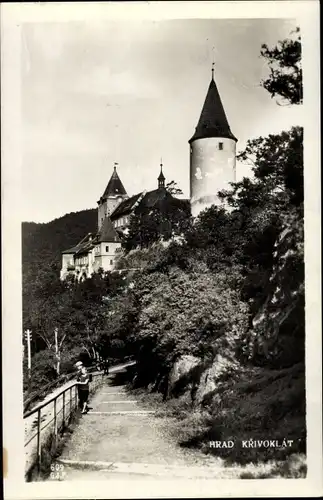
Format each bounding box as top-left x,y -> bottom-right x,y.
23,350 -> 58,393
129,265 -> 249,388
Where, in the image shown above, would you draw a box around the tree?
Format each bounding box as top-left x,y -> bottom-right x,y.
261,27 -> 302,105
22,267 -> 128,394
125,265 -> 248,389
35,327 -> 66,376
123,200 -> 191,252
165,180 -> 183,196
220,126 -> 303,211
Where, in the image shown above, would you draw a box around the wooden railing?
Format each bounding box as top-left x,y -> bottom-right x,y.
24,371 -> 106,476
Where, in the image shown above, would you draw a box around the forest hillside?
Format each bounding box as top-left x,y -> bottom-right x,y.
22,208 -> 97,277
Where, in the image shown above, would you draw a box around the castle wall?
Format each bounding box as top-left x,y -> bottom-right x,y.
93,242 -> 121,273
98,203 -> 107,230
60,253 -> 75,280
106,197 -> 123,216
190,137 -> 236,217
74,251 -> 92,280
98,197 -> 128,230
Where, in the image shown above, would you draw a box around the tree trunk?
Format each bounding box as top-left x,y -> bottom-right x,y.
56,352 -> 61,376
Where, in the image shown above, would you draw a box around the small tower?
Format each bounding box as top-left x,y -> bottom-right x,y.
97,163 -> 128,230
93,216 -> 122,273
158,161 -> 165,189
189,65 -> 237,217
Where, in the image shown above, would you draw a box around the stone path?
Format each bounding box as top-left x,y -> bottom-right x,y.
54,369 -> 231,481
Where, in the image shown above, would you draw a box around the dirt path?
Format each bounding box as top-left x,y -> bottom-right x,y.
24,362 -> 135,475
55,370 -> 235,481
40,366 -> 306,481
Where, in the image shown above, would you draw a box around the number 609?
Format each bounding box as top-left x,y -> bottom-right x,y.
50,463 -> 64,471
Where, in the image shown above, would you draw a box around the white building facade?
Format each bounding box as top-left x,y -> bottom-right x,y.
189,70 -> 238,217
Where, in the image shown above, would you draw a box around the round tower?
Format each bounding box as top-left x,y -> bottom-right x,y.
189,68 -> 237,217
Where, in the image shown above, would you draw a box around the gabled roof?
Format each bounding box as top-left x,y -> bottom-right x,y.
62,245 -> 80,255
110,192 -> 143,219
189,77 -> 237,143
75,240 -> 95,256
97,216 -> 121,243
101,167 -> 127,199
140,188 -> 171,210
110,188 -> 187,219
62,233 -> 94,254
62,220 -> 120,256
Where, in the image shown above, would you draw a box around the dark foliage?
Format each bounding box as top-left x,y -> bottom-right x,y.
123,198 -> 191,251
261,28 -> 302,105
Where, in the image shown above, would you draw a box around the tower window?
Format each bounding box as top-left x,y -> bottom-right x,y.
106,246 -> 109,252
219,142 -> 223,150
110,259 -> 113,265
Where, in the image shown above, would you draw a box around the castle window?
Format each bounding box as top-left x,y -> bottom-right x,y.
110,259 -> 113,265
219,142 -> 223,150
106,246 -> 109,252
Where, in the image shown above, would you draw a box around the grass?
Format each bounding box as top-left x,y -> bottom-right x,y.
127,362 -> 306,478
26,411 -> 81,482
238,454 -> 307,479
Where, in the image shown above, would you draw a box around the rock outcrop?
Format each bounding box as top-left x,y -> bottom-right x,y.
195,354 -> 240,404
167,355 -> 201,398
251,207 -> 304,367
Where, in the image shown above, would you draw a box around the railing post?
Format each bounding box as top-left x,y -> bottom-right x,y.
69,387 -> 72,421
62,391 -> 65,428
37,408 -> 41,472
53,398 -> 57,449
75,385 -> 78,410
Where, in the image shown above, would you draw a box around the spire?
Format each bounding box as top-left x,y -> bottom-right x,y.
211,46 -> 216,80
158,159 -> 165,189
102,163 -> 127,198
189,74 -> 237,144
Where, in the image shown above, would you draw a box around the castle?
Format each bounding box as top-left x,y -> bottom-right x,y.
60,69 -> 237,280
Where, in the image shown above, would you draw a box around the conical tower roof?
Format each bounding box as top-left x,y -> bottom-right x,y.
189,76 -> 237,143
102,166 -> 127,198
97,217 -> 121,243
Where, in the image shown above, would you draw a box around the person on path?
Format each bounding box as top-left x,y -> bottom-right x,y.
75,361 -> 90,414
103,358 -> 110,375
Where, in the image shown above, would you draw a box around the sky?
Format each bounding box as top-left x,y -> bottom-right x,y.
21,18 -> 302,223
